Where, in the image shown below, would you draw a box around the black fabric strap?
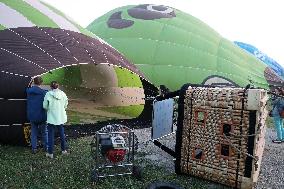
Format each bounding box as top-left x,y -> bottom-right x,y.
235,87 -> 248,188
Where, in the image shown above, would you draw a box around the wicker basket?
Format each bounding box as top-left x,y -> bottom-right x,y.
175,85 -> 268,189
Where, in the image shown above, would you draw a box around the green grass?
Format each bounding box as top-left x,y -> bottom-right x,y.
42,68 -> 66,84
67,110 -> 82,124
0,137 -> 217,189
0,24 -> 5,30
98,105 -> 144,118
0,137 -> 93,188
42,65 -> 143,88
66,110 -> 119,125
114,67 -> 142,87
42,66 -> 82,87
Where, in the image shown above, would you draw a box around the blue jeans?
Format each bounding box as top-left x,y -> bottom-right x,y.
273,117 -> 284,140
30,122 -> 48,151
47,124 -> 67,154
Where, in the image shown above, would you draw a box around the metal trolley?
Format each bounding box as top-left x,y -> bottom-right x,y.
90,125 -> 141,182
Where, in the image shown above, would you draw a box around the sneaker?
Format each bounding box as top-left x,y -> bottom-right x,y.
46,153 -> 54,159
272,139 -> 282,143
62,150 -> 69,155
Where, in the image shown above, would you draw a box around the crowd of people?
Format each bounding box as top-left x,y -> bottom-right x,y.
26,76 -> 68,158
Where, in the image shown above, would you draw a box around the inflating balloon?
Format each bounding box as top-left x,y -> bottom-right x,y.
87,4 -> 284,91
0,0 -> 150,145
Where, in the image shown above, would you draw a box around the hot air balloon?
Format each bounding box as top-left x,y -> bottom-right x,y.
234,41 -> 284,79
87,4 -> 284,91
0,0 -> 150,145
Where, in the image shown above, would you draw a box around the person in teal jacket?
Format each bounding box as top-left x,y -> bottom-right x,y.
271,89 -> 284,143
43,81 -> 68,158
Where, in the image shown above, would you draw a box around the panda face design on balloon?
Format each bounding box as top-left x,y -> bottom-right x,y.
107,4 -> 176,29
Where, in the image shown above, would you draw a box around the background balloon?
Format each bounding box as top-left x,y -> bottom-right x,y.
234,41 -> 284,80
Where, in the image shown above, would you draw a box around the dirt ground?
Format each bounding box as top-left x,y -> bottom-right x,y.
64,86 -> 145,124
67,99 -> 133,119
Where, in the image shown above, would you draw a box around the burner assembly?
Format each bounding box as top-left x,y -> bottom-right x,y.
90,124 -> 141,182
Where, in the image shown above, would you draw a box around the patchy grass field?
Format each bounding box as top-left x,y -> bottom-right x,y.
97,105 -> 144,118
67,110 -> 115,125
0,137 -> 214,189
66,104 -> 144,124
0,108 -> 274,188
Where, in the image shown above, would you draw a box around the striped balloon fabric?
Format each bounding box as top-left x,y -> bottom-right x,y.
0,0 -> 144,126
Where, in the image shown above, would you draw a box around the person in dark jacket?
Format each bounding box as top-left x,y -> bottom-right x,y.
26,76 -> 48,153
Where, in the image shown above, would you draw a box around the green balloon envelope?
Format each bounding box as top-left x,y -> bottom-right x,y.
87,4 -> 283,91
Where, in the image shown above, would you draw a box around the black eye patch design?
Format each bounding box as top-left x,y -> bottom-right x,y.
107,4 -> 176,29
128,4 -> 176,20
107,11 -> 134,29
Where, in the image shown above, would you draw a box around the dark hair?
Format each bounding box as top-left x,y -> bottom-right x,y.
160,85 -> 170,95
50,81 -> 59,89
279,88 -> 284,95
33,76 -> 43,85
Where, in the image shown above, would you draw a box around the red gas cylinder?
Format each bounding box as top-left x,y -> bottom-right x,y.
106,149 -> 127,163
